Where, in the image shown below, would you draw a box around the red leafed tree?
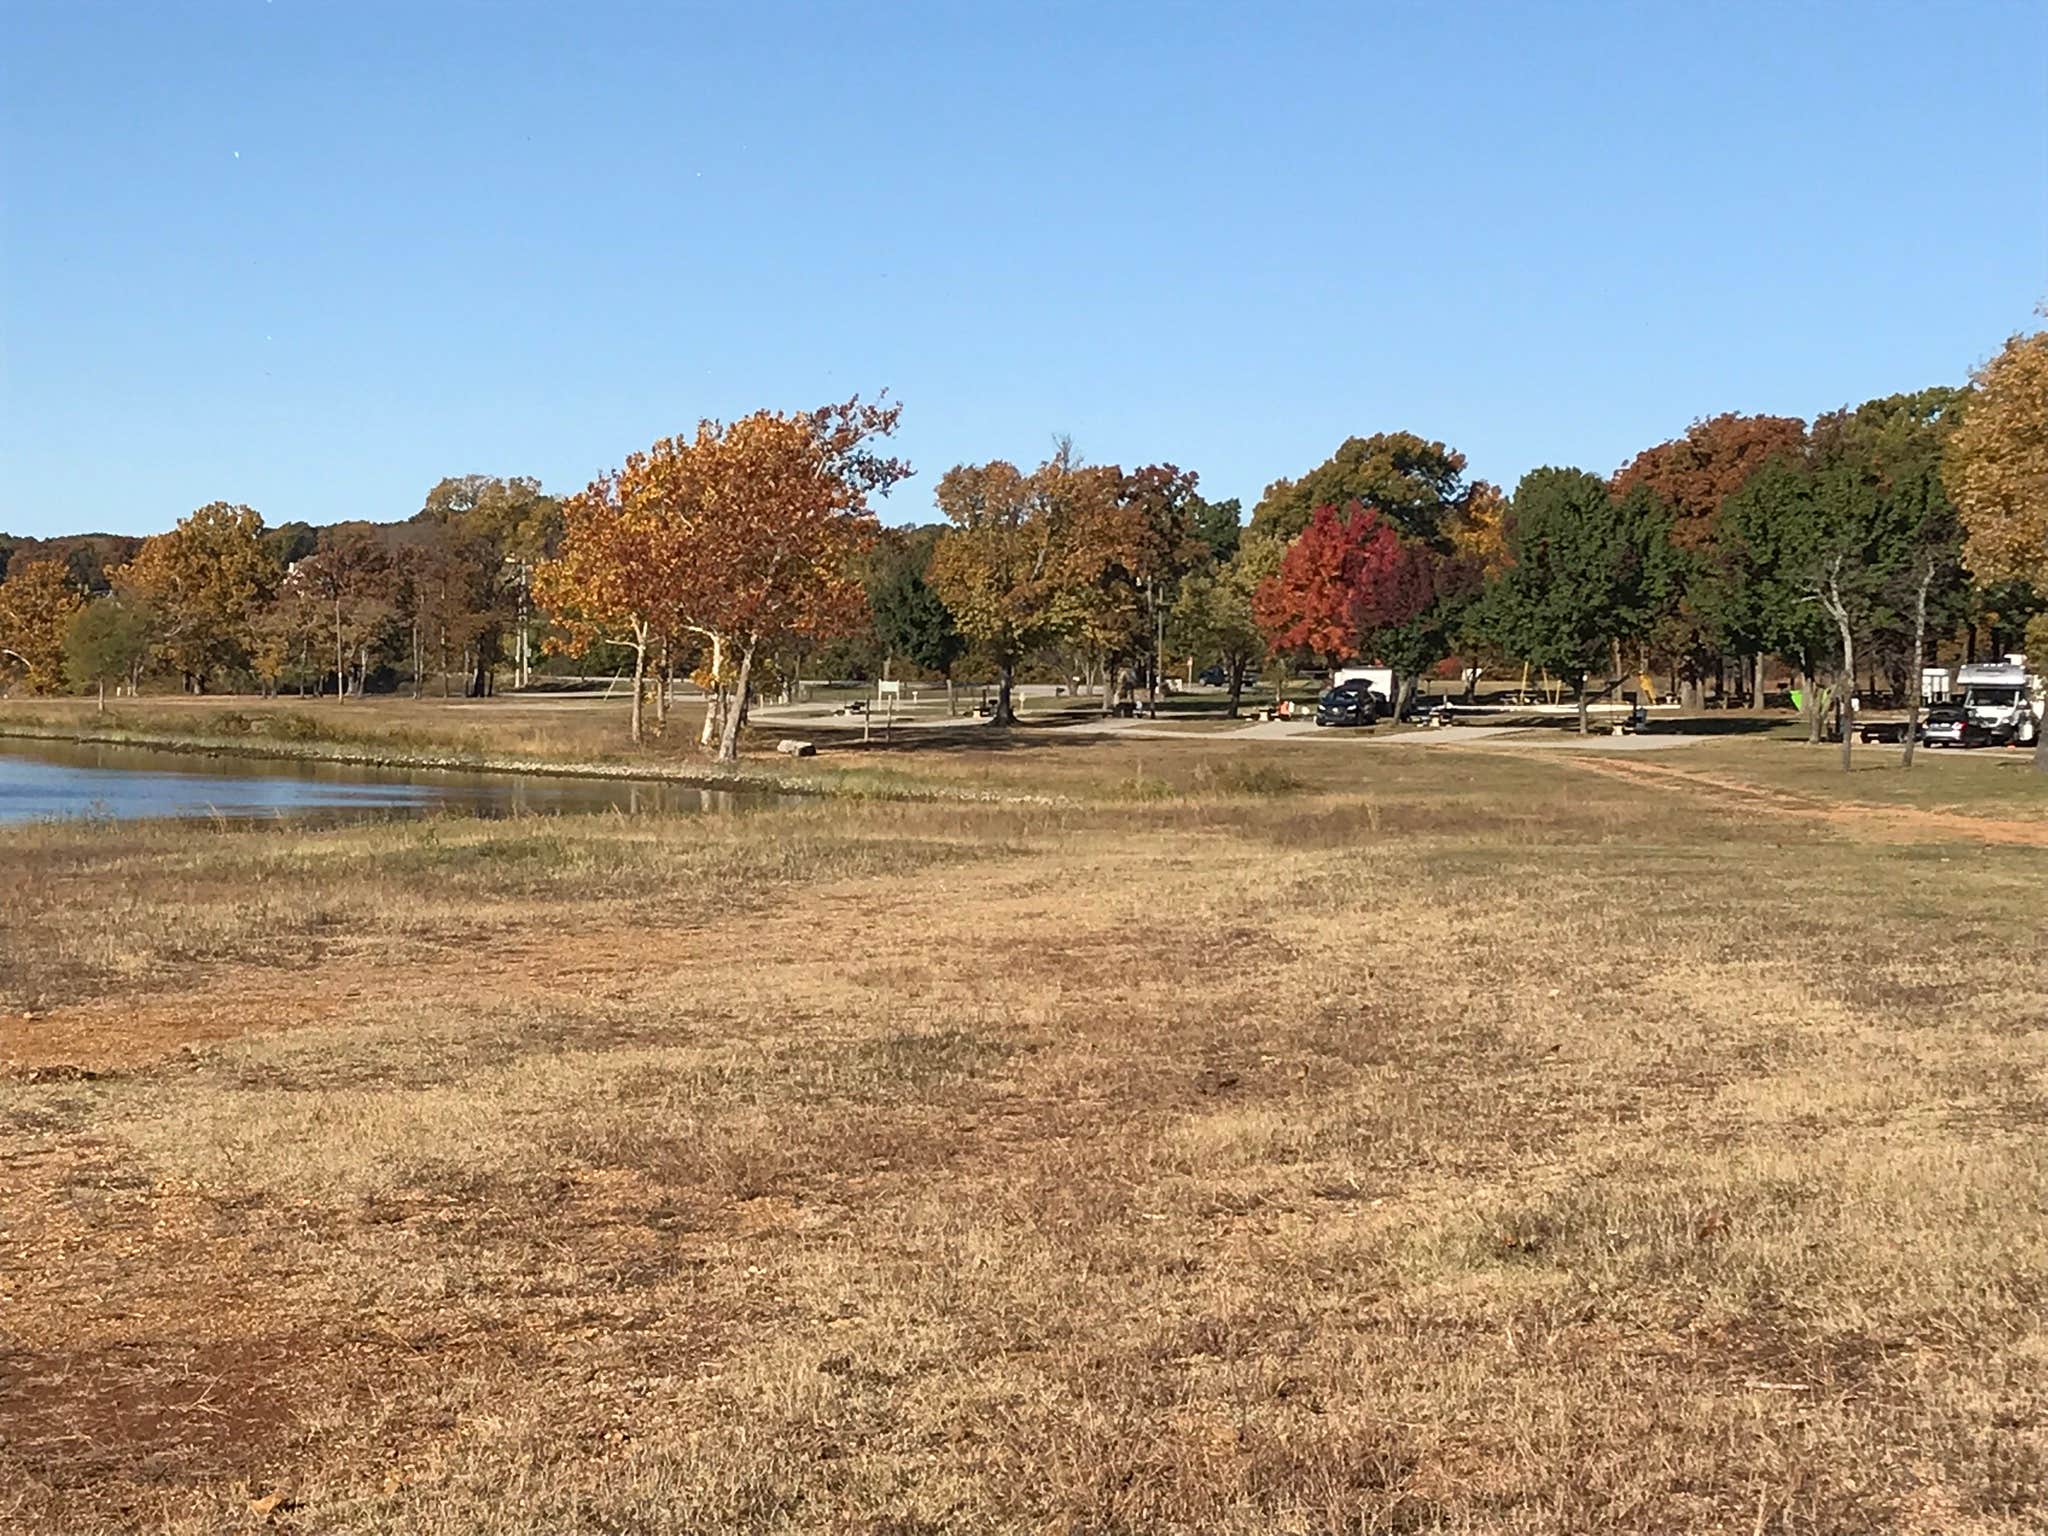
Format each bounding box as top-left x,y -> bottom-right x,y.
1253,502 -> 1407,664
1612,413 -> 1808,553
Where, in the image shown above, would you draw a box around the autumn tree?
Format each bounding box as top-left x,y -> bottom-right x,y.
1947,328 -> 2048,770
659,398 -> 906,761
1442,480 -> 1511,579
0,533 -> 140,594
1118,465 -> 1208,705
397,521 -> 503,697
1251,431 -> 1490,544
1479,470 -> 1677,733
1254,503 -> 1406,666
1252,502 -> 1464,717
63,596 -> 151,709
1612,413 -> 1808,707
929,448 -> 1101,726
414,475 -> 564,692
114,503 -> 279,691
1057,463 -> 1205,710
291,526 -> 397,699
1614,414 -> 1810,553
541,398 -> 904,755
250,577 -> 324,697
0,558 -> 85,693
533,461 -> 684,745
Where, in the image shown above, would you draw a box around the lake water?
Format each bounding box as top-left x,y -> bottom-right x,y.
0,736 -> 776,824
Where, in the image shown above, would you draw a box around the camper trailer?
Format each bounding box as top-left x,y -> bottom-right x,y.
1954,655 -> 2043,746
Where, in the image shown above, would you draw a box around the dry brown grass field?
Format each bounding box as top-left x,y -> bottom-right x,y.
2,713 -> 2045,1533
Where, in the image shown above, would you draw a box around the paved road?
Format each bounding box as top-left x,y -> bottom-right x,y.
1086,715 -> 1712,751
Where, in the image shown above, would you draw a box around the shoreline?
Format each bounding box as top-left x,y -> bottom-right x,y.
0,720 -> 1048,805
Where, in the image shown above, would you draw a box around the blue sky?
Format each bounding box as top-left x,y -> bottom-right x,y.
3,1 -> 2043,538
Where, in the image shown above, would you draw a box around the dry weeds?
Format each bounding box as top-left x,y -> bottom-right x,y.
2,740 -> 2043,1533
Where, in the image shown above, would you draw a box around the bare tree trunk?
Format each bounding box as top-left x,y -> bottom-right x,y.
699,633 -> 725,748
627,626 -> 649,744
96,679 -> 105,714
1751,652 -> 1765,711
1227,659 -> 1246,718
714,642 -> 754,762
945,674 -> 956,718
1820,557 -> 1855,772
334,598 -> 345,703
1576,676 -> 1590,735
1394,673 -> 1416,723
1902,560 -> 1933,770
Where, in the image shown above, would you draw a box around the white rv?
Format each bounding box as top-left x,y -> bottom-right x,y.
1954,655 -> 2043,746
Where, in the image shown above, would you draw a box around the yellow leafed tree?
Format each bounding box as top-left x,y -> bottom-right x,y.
1946,328 -> 2048,771
0,558 -> 86,693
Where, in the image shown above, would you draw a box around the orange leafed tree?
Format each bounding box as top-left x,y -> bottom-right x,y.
532,461 -> 685,744
660,397 -> 907,761
1612,413 -> 1808,553
538,397 -> 907,757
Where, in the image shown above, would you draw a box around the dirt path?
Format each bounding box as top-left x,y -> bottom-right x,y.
1551,752 -> 2048,848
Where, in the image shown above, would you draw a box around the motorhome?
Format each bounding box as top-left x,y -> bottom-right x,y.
1954,655 -> 2043,746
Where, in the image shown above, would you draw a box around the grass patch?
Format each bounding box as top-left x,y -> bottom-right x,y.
3,730 -> 2044,1532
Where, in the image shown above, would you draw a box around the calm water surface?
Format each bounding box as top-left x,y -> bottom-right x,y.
0,737 -> 775,824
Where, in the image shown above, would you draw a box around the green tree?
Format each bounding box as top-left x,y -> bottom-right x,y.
1190,493 -> 1243,563
1171,533 -> 1279,716
1481,469 -> 1677,733
63,596 -> 151,710
1614,413 -> 1810,707
1708,460 -> 1838,741
869,530 -> 965,712
1809,390 -> 1968,766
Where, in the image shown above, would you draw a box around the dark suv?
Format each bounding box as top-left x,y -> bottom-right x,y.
1314,683 -> 1380,728
1920,705 -> 1993,749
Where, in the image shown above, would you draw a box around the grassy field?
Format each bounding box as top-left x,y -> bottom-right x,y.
2,714 -> 2045,1533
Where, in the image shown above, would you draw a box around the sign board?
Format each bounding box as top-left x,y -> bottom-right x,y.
878,680 -> 902,698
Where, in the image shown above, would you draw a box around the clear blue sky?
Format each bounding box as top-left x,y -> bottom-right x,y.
3,1 -> 2043,538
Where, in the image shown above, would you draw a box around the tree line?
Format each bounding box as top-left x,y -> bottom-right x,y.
2,328 -> 2042,771
1,477 -> 561,709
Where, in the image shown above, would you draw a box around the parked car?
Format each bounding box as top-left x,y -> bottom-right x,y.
1197,665 -> 1226,687
1314,682 -> 1380,728
1919,705 -> 1993,749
